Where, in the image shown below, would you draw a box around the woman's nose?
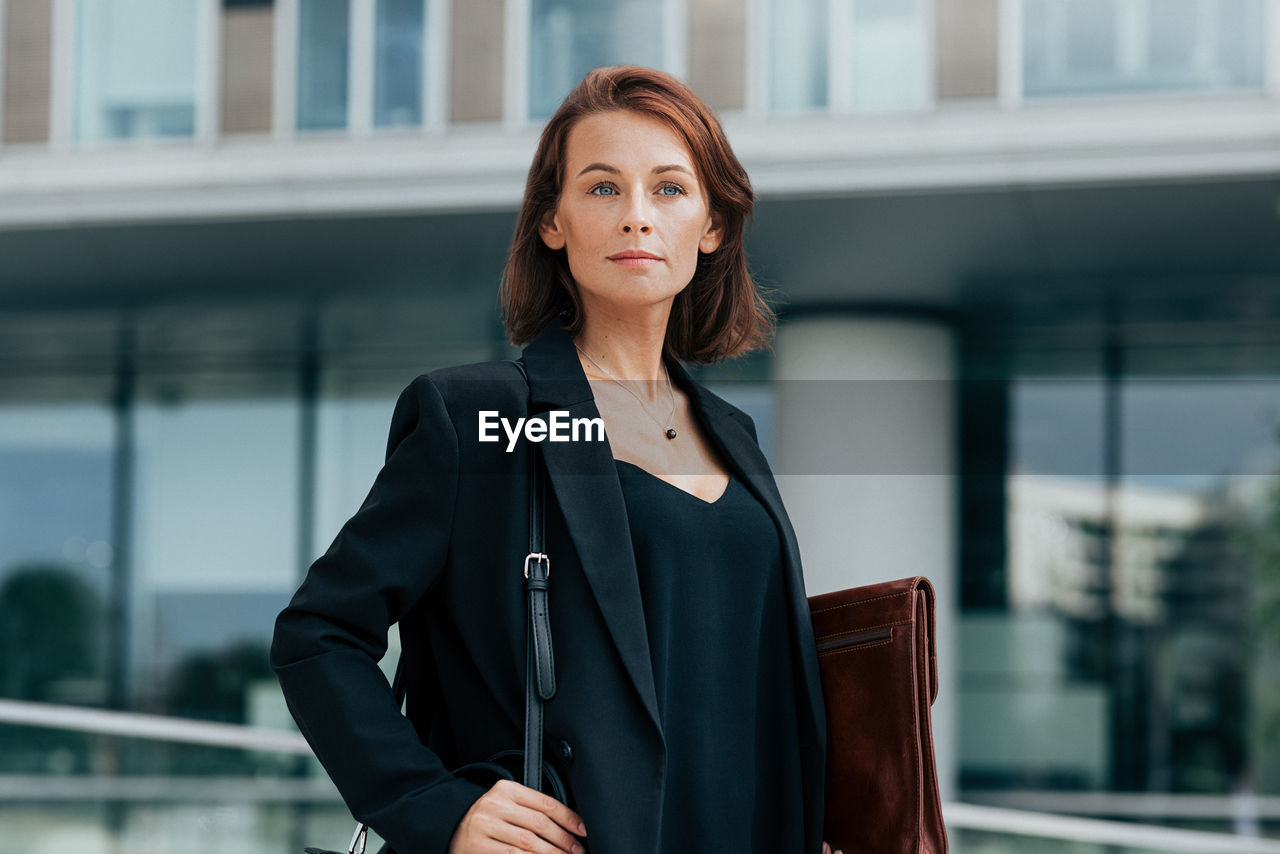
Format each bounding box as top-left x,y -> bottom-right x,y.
619,195 -> 652,235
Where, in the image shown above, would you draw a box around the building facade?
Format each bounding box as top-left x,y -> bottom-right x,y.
2,0 -> 1280,850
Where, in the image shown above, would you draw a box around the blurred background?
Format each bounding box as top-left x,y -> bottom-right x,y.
2,0 -> 1280,852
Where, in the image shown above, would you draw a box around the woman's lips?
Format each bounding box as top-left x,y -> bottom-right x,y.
608,252 -> 663,267
610,256 -> 662,267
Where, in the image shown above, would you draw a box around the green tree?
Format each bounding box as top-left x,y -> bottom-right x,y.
0,563 -> 104,701
1227,474 -> 1280,792
0,564 -> 104,773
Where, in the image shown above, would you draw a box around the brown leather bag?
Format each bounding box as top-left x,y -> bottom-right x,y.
808,576 -> 947,854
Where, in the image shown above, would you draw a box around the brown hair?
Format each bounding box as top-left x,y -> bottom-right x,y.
499,65 -> 775,364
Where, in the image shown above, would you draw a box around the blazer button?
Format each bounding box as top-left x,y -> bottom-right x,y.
558,739 -> 574,765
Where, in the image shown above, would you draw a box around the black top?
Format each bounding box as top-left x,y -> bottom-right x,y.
614,458 -> 806,852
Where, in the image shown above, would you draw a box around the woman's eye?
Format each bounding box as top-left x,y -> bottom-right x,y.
589,182 -> 685,197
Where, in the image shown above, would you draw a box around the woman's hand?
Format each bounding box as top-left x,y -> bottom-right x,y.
448,779 -> 587,854
822,842 -> 845,854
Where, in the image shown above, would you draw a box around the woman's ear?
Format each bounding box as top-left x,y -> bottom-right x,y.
699,209 -> 724,254
539,208 -> 566,251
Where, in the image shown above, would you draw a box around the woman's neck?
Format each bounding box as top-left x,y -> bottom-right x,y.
573,307 -> 670,386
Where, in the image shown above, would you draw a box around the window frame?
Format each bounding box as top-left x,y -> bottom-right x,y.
55,0 -> 214,147
746,0 -> 936,116
508,0 -> 689,127
277,0 -> 446,138
1007,0 -> 1275,105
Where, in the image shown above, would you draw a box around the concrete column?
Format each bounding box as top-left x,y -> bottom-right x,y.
3,0 -> 53,145
935,0 -> 999,101
775,312 -> 958,804
688,0 -> 745,111
450,0 -> 504,123
221,3 -> 275,135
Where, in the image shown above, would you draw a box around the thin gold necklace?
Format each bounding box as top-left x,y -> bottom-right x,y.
574,343 -> 679,440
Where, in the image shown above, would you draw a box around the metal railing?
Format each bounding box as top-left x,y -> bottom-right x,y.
2,698 -> 1279,853
945,803 -> 1280,854
0,696 -> 309,754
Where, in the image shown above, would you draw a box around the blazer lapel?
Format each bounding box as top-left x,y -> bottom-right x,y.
520,316 -> 825,756
521,319 -> 664,738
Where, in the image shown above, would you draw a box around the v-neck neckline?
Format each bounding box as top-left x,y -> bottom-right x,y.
614,458 -> 732,506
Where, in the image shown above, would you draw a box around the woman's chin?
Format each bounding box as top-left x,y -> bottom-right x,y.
580,285 -> 686,312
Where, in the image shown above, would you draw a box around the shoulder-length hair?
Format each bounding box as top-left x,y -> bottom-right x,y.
499,65 -> 774,364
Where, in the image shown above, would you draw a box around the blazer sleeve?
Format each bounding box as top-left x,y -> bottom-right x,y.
270,375 -> 488,854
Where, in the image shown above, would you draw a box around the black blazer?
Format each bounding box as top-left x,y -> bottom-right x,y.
271,316 -> 828,854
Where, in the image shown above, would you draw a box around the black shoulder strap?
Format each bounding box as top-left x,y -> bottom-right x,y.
515,357 -> 554,789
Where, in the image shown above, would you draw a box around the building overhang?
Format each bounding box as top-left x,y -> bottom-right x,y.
1,95 -> 1279,230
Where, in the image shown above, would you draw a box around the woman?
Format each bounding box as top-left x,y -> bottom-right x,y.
272,66 -> 840,854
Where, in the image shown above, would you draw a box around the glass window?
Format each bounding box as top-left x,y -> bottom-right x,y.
76,0 -> 200,142
769,0 -> 927,114
298,0 -> 351,130
0,391 -> 116,783
961,377 -> 1113,790
769,0 -> 828,112
1024,0 -> 1266,98
129,374 -> 300,728
848,0 -> 927,112
1113,378 -> 1280,794
374,0 -> 425,127
962,297 -> 1280,818
0,293 -> 508,849
529,0 -> 665,121
118,373 -> 304,784
110,391 -> 291,786
0,405 -> 115,716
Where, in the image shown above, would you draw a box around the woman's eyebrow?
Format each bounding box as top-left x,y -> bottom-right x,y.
574,163 -> 694,178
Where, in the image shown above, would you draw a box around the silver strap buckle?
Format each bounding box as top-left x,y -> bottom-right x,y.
349,823 -> 368,854
523,552 -> 550,579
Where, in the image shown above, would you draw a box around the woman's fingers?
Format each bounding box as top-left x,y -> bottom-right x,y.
485,811 -> 578,854
449,779 -> 586,854
492,783 -> 585,852
821,842 -> 844,854
504,780 -> 588,838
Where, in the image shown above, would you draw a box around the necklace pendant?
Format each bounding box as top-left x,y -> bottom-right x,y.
665,428 -> 677,440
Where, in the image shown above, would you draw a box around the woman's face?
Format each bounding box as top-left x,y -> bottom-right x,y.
538,109 -> 723,321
